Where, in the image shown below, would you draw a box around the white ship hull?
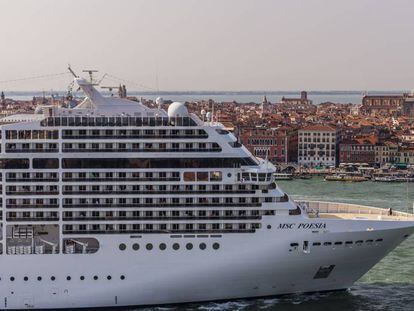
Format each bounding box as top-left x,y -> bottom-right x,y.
1,216 -> 413,310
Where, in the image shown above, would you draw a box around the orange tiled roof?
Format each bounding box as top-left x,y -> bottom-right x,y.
300,124 -> 336,132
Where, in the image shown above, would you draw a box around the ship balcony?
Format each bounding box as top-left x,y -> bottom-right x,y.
62,216 -> 262,222
62,177 -> 180,182
6,204 -> 59,209
6,191 -> 59,196
61,135 -> 208,139
6,149 -> 58,153
7,217 -> 59,222
298,201 -> 414,221
61,190 -> 256,195
62,203 -> 262,208
63,229 -> 256,235
6,178 -> 59,183
61,148 -> 221,153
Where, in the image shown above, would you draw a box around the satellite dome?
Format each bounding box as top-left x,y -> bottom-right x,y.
34,106 -> 43,114
168,102 -> 188,118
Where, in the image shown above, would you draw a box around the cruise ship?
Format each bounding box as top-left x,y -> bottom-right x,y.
0,77 -> 413,309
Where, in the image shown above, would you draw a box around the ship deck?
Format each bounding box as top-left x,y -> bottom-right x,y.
301,201 -> 414,221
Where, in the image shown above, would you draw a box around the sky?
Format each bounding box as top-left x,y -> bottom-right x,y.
0,0 -> 413,91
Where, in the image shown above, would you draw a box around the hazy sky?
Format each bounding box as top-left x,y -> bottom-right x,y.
0,0 -> 413,91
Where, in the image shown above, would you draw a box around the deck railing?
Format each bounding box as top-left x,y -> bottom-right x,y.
297,200 -> 414,219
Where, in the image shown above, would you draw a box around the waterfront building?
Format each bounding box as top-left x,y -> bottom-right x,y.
339,140 -> 376,165
394,147 -> 414,165
238,126 -> 298,164
298,124 -> 337,167
375,141 -> 399,164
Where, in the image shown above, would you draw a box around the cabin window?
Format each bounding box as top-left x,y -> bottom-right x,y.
184,172 -> 196,182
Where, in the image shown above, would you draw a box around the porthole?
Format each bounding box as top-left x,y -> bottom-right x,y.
66,276 -> 71,281
132,243 -> 140,251
80,276 -> 85,280
93,275 -> 98,280
146,243 -> 153,250
37,276 -> 42,281
24,276 -> 28,281
51,276 -> 55,281
267,225 -> 272,229
199,243 -> 206,250
119,243 -> 127,251
159,243 -> 167,250
173,243 -> 180,250
186,243 -> 193,250
107,275 -> 112,280
213,242 -> 220,250
120,275 -> 125,280
227,173 -> 232,178
10,277 -> 14,282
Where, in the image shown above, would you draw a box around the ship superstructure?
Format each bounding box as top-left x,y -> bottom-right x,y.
0,78 -> 413,309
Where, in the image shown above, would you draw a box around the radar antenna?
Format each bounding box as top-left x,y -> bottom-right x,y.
82,69 -> 99,85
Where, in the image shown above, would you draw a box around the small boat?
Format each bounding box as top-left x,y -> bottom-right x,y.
325,174 -> 368,182
273,173 -> 293,180
395,178 -> 414,182
374,176 -> 398,182
373,175 -> 414,182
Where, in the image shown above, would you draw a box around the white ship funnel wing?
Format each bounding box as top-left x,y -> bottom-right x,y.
75,78 -> 106,108
74,77 -> 161,116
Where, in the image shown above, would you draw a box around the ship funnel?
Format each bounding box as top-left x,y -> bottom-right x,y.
75,78 -> 106,107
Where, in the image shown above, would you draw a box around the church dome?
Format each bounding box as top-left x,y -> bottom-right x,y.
167,102 -> 188,118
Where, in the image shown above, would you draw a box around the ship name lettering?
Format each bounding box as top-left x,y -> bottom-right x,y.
278,223 -> 295,229
297,223 -> 326,229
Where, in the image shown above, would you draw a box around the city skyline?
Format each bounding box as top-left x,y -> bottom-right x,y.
1,0 -> 414,91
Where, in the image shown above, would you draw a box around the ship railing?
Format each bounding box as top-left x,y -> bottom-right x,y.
61,148 -> 221,153
62,216 -> 262,221
61,135 -> 209,139
5,149 -> 58,153
63,229 -> 256,235
6,217 -> 59,222
297,200 -> 413,219
62,177 -> 180,182
6,204 -> 59,209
